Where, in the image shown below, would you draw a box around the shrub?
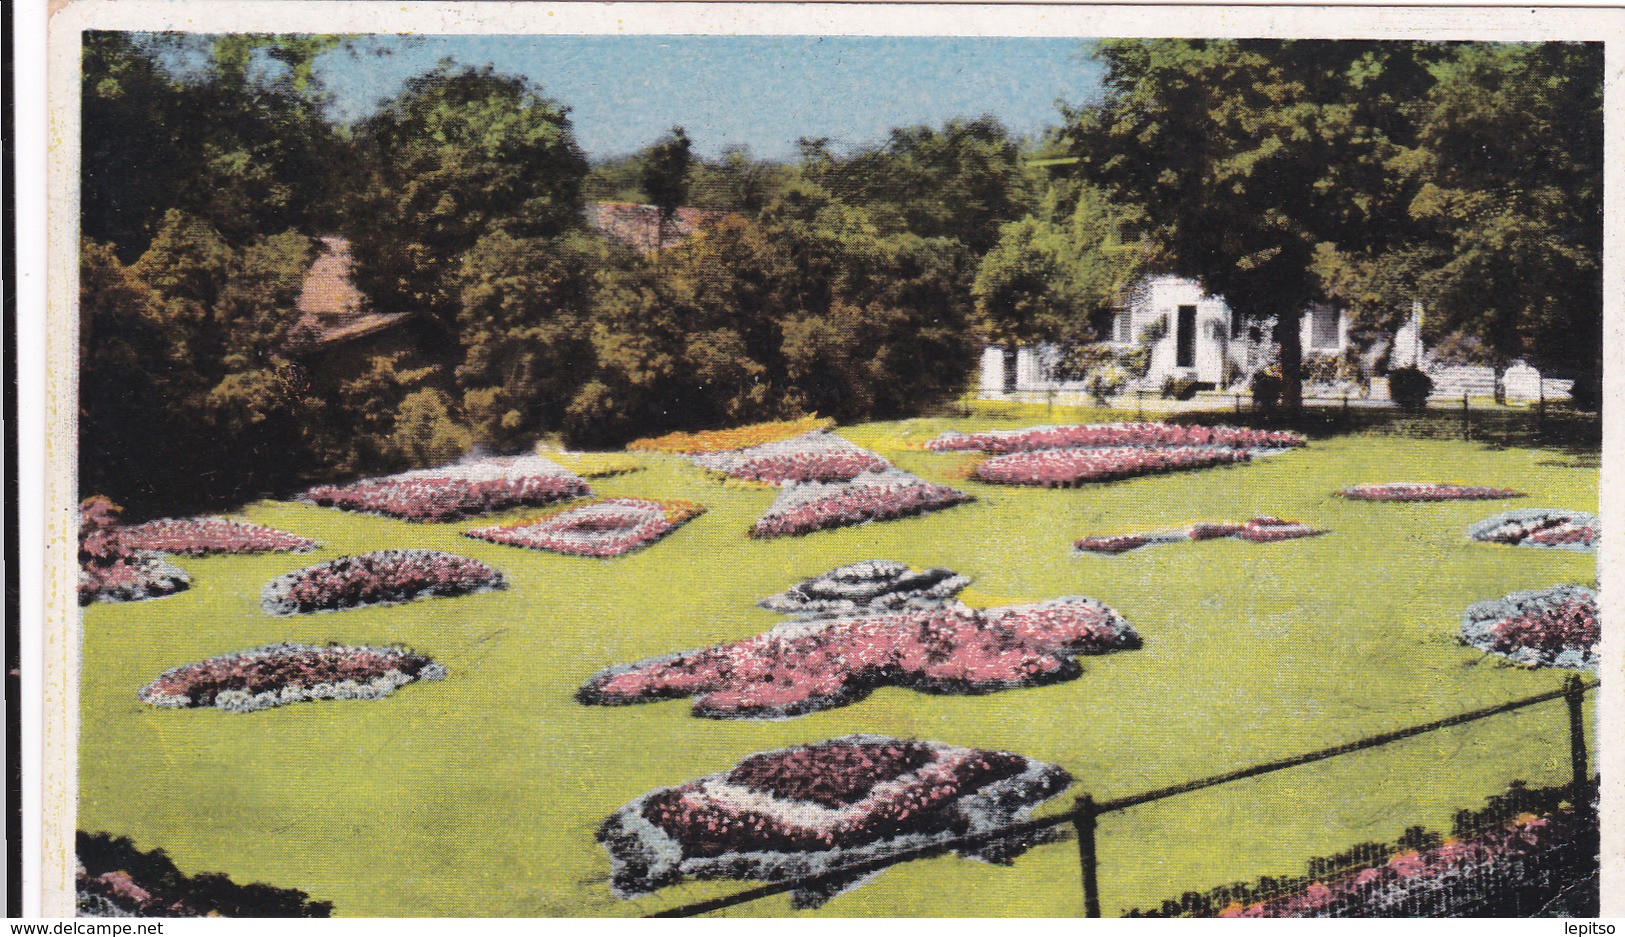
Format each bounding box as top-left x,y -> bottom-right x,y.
1387,366 -> 1434,411
78,832 -> 332,917
1250,371 -> 1282,410
1162,377 -> 1200,401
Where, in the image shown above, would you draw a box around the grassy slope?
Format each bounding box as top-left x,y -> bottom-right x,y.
77,415 -> 1597,917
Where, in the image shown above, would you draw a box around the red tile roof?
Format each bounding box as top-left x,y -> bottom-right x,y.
584,202 -> 726,253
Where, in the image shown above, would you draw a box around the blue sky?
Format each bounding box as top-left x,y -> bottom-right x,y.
312,35 -> 1104,161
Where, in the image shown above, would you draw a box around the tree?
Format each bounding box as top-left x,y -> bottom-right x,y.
641,125 -> 693,242
1067,40 -> 1440,410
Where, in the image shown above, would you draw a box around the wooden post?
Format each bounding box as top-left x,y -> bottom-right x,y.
1462,392 -> 1470,440
1567,675 -> 1590,803
1342,392 -> 1350,420
1234,393 -> 1242,415
1075,794 -> 1101,918
1135,390 -> 1144,422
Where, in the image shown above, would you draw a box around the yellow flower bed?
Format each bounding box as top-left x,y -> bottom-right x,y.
536,446 -> 644,478
626,415 -> 835,454
474,496 -> 707,531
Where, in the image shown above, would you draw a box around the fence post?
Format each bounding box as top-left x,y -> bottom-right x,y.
1566,676 -> 1590,803
1074,794 -> 1101,918
1135,391 -> 1144,422
1462,392 -> 1470,440
1234,392 -> 1241,415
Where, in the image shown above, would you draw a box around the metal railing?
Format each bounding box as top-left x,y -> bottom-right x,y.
649,675 -> 1597,918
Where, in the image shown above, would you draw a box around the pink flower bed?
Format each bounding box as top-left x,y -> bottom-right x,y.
688,431 -> 892,484
261,549 -> 507,615
1077,516 -> 1326,554
975,446 -> 1250,487
465,498 -> 705,558
1460,584 -> 1597,671
1338,483 -> 1524,502
78,496 -> 190,605
121,517 -> 317,555
751,470 -> 972,538
138,642 -> 446,713
929,423 -> 1306,454
598,735 -> 1071,906
1468,509 -> 1598,553
578,596 -> 1138,719
300,454 -> 589,522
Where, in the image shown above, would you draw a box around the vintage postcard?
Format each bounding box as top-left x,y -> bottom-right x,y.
33,0 -> 1623,919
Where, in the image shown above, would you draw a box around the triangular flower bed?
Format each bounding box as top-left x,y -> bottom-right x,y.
687,431 -> 892,485
1460,584 -> 1597,671
1338,483 -> 1523,502
465,497 -> 704,558
578,596 -> 1138,719
975,446 -> 1250,487
759,560 -> 970,618
598,735 -> 1072,908
299,454 -> 589,522
750,469 -> 973,538
121,516 -> 318,555
261,549 -> 507,615
138,643 -> 446,713
1468,509 -> 1598,553
1076,517 -> 1326,555
929,422 -> 1305,454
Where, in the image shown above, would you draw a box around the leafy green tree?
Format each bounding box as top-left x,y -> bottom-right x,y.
641,125 -> 693,240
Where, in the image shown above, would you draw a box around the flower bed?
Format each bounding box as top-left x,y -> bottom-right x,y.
538,446 -> 644,478
750,470 -> 973,538
1468,508 -> 1598,553
928,422 -> 1306,454
138,643 -> 447,713
1460,584 -> 1598,671
759,560 -> 970,617
121,517 -> 318,555
261,550 -> 507,615
1076,517 -> 1325,555
975,446 -> 1250,487
598,735 -> 1072,907
578,596 -> 1137,719
78,496 -> 190,605
1338,483 -> 1524,502
628,416 -> 836,454
689,431 -> 891,484
78,832 -> 332,917
300,454 -> 589,522
465,498 -> 705,558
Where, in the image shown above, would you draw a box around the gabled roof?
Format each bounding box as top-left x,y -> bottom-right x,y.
286,237 -> 411,353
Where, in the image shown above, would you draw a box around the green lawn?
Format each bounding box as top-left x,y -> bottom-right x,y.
77,412 -> 1598,917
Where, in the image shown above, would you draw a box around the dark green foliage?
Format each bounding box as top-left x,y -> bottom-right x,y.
1250,371 -> 1283,410
641,125 -> 693,226
1162,377 -> 1200,401
77,831 -> 332,917
1388,366 -> 1434,411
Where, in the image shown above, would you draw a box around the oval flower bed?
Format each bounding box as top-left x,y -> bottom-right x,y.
578,596 -> 1138,719
78,496 -> 191,605
751,469 -> 973,538
465,497 -> 704,558
759,560 -> 970,618
598,735 -> 1072,907
928,422 -> 1306,454
1338,483 -> 1524,502
688,431 -> 892,485
261,550 -> 507,615
1076,517 -> 1326,555
1468,508 -> 1598,553
138,642 -> 447,713
975,446 -> 1250,487
1460,584 -> 1598,671
300,454 -> 589,522
120,516 -> 318,555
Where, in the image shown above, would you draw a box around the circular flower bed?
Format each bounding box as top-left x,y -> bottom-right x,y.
578,596 -> 1138,719
759,560 -> 970,617
300,454 -> 589,522
598,735 -> 1072,907
688,431 -> 891,484
1338,483 -> 1524,502
121,517 -> 318,555
138,642 -> 446,713
1076,516 -> 1326,555
751,470 -> 973,538
975,446 -> 1250,487
261,550 -> 507,615
465,497 -> 704,558
1468,508 -> 1598,553
928,422 -> 1305,454
1460,584 -> 1597,671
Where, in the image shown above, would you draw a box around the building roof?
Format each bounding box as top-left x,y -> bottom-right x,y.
584,202 -> 727,253
286,236 -> 411,353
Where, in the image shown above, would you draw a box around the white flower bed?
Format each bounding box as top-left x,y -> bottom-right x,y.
759,560 -> 970,617
1467,508 -> 1598,553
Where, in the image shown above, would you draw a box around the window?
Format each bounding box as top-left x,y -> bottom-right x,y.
1311,308 -> 1340,350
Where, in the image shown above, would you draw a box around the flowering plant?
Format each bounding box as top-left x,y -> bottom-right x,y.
1338,483 -> 1524,502
628,416 -> 836,454
300,454 -> 589,522
465,498 -> 705,558
536,446 -> 644,478
121,516 -> 318,555
578,596 -> 1138,719
138,642 -> 447,713
976,446 -> 1250,487
1076,516 -> 1325,554
688,431 -> 891,485
598,735 -> 1071,907
1468,509 -> 1597,553
750,470 -> 972,538
1460,584 -> 1597,671
928,423 -> 1305,454
261,549 -> 507,615
759,560 -> 970,617
78,496 -> 190,605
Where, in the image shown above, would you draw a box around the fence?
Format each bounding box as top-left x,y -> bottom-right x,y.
649,675 -> 1597,918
